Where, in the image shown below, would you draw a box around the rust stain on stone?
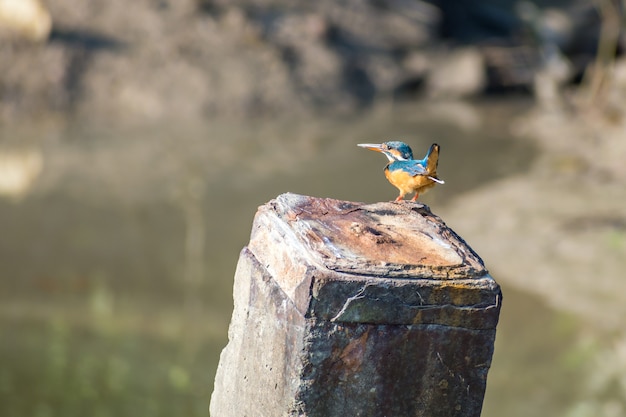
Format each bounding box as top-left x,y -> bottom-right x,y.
338,328 -> 370,373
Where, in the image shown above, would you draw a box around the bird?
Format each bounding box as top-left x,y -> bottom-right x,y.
357,141 -> 444,202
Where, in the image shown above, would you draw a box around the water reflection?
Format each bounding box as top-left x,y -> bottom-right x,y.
0,146 -> 43,199
0,100 -> 624,416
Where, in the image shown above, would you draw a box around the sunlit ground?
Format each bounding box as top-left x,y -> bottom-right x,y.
0,99 -> 624,416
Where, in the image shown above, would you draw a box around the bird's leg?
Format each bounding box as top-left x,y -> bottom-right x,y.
395,194 -> 404,202
411,193 -> 419,202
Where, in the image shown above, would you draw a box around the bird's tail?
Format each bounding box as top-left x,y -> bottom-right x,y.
425,143 -> 440,173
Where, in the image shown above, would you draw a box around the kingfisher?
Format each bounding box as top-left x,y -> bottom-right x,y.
357,141 -> 445,202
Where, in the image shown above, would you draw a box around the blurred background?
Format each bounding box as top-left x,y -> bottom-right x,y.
1,0 -> 625,416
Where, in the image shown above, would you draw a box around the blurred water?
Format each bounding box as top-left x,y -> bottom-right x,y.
0,99 -> 622,416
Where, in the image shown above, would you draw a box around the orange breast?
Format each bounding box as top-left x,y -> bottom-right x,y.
385,168 -> 436,196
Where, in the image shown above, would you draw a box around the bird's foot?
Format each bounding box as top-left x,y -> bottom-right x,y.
411,193 -> 419,202
394,195 -> 404,202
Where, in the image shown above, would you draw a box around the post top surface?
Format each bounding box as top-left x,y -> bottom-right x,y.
266,193 -> 487,280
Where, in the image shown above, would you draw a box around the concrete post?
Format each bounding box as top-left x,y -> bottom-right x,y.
210,193 -> 501,417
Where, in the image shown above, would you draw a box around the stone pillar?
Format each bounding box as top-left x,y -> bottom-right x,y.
210,193 -> 501,417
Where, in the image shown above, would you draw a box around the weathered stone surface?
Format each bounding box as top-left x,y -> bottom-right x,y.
210,193 -> 501,417
210,247 -> 306,416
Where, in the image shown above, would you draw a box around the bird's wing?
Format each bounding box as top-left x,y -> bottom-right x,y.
390,161 -> 428,177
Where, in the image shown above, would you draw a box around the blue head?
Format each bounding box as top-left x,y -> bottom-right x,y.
357,141 -> 414,162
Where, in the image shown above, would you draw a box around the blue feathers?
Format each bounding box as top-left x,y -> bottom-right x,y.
386,142 -> 436,177
384,141 -> 414,160
388,159 -> 427,176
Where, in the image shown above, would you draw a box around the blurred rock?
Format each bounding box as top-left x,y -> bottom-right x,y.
0,41 -> 69,121
0,0 -> 443,124
426,47 -> 486,97
0,0 -> 616,125
0,0 -> 51,41
267,13 -> 352,109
